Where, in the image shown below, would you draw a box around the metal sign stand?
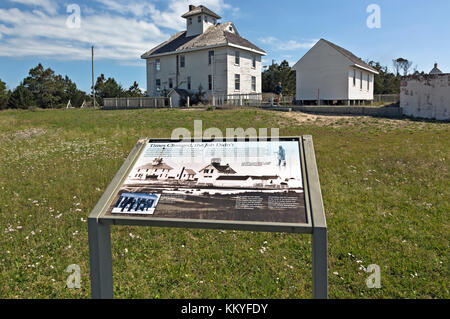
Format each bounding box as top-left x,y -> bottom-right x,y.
88,136 -> 327,299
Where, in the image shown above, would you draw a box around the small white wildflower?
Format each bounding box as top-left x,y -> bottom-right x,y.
333,271 -> 339,275
129,233 -> 135,239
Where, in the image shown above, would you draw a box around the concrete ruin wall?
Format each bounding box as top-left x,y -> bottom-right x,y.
400,74 -> 450,120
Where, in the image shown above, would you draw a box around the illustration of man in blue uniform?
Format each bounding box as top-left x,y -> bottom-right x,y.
277,145 -> 286,167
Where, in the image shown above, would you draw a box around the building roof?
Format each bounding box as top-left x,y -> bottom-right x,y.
317,39 -> 378,73
138,161 -> 173,171
216,176 -> 251,181
200,161 -> 237,174
141,22 -> 266,59
184,169 -> 196,175
430,63 -> 443,75
181,5 -> 222,19
168,88 -> 190,97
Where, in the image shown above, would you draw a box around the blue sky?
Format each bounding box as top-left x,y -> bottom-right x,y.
0,0 -> 449,92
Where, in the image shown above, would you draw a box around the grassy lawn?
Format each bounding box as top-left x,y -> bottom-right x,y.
0,108 -> 448,299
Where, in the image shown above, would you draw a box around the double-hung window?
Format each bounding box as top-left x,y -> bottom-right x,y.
235,51 -> 240,65
235,74 -> 240,91
251,76 -> 256,91
360,71 -> 363,90
208,50 -> 214,65
180,55 -> 185,68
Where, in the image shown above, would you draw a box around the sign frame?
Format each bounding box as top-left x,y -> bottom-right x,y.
88,136 -> 327,299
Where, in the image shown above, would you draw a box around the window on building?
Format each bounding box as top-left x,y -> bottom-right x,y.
251,76 -> 256,91
252,55 -> 256,68
360,71 -> 363,90
156,59 -> 161,72
169,78 -> 173,89
204,16 -> 208,22
180,55 -> 185,68
235,74 -> 240,90
155,79 -> 161,91
208,50 -> 215,65
208,75 -> 213,91
213,19 -> 216,24
198,15 -> 202,23
188,17 -> 192,25
353,69 -> 356,86
235,51 -> 240,65
367,74 -> 370,91
187,76 -> 191,90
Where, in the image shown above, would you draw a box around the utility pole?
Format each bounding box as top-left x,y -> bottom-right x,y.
92,46 -> 95,107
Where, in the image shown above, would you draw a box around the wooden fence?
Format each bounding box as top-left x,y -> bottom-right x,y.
102,97 -> 168,110
209,93 -> 294,107
374,94 -> 400,103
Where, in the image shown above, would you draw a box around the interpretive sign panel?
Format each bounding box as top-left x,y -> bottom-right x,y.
105,139 -> 307,225
88,136 -> 327,299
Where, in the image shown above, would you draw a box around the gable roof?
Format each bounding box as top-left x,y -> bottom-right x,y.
141,22 -> 266,58
430,66 -> 443,75
293,39 -> 378,74
168,88 -> 190,97
200,162 -> 237,174
138,160 -> 173,171
182,5 -> 222,19
320,39 -> 378,73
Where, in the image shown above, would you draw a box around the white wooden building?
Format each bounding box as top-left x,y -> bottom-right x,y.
292,39 -> 379,105
141,5 -> 266,106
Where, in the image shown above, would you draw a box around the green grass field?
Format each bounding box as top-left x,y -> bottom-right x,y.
0,108 -> 448,299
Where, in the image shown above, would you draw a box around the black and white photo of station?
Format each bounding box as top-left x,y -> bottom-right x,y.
111,193 -> 161,215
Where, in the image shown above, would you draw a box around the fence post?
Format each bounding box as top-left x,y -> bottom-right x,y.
187,96 -> 190,108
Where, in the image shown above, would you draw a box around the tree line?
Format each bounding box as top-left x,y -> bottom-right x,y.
0,63 -> 145,110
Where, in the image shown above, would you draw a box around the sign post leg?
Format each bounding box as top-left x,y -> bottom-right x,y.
312,227 -> 328,299
88,218 -> 114,299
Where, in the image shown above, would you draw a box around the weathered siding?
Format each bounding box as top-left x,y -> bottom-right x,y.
400,74 -> 450,120
146,46 -> 262,98
227,48 -> 262,94
348,68 -> 374,100
294,40 -> 350,100
293,39 -> 375,101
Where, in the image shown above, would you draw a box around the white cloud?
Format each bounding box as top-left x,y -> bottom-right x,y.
9,0 -> 58,15
259,36 -> 318,51
0,0 -> 235,60
0,7 -> 169,60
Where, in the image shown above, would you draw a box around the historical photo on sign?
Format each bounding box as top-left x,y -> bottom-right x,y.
111,193 -> 160,215
107,140 -> 307,224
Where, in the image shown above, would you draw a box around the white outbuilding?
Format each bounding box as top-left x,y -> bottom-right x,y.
292,39 -> 379,105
